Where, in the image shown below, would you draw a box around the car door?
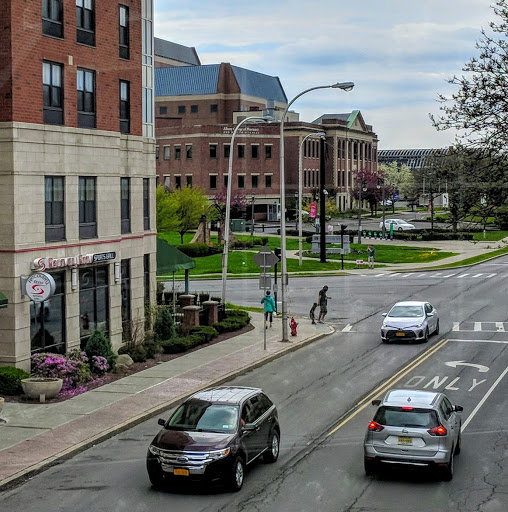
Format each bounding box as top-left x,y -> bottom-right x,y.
425,303 -> 437,332
240,399 -> 262,464
241,394 -> 271,462
440,397 -> 459,447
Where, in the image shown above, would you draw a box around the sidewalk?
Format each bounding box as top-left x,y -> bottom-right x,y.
0,313 -> 332,490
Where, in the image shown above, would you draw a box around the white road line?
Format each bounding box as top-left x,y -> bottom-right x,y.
374,273 -> 385,277
462,364 -> 508,431
442,273 -> 456,278
452,322 -> 460,331
474,322 -> 482,331
452,339 -> 508,344
485,273 -> 497,278
342,324 -> 353,332
457,273 -> 470,279
471,273 -> 483,278
496,322 -> 505,332
399,273 -> 412,278
433,273 -> 442,277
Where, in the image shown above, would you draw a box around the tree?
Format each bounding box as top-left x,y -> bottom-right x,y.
350,167 -> 391,215
168,186 -> 209,243
211,188 -> 247,244
379,162 -> 415,203
431,1 -> 508,156
156,185 -> 178,233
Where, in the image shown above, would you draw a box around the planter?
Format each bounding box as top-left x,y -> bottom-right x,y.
0,396 -> 4,413
21,377 -> 63,402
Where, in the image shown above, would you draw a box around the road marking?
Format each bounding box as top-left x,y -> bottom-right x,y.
496,322 -> 505,332
445,361 -> 489,373
471,273 -> 483,278
452,322 -> 460,331
450,338 -> 508,344
398,273 -> 412,278
442,273 -> 457,278
462,364 -> 508,432
374,273 -> 385,277
342,324 -> 353,332
474,322 -> 482,331
433,273 -> 442,277
485,273 -> 497,278
457,273 -> 470,278
327,338 -> 451,437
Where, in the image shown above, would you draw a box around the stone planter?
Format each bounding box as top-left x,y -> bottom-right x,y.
21,377 -> 63,402
0,396 -> 4,413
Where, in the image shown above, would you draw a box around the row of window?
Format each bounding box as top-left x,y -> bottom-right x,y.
338,139 -> 376,161
162,173 -> 274,190
156,143 -> 274,161
43,61 -> 130,132
45,177 -> 151,242
43,1 -> 130,59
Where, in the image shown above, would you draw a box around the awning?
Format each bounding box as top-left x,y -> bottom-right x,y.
0,290 -> 8,309
156,238 -> 196,275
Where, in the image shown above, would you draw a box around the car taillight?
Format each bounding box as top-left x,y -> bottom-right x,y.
368,421 -> 384,432
428,425 -> 447,436
402,406 -> 413,411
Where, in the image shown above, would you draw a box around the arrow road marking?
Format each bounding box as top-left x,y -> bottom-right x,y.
445,360 -> 489,373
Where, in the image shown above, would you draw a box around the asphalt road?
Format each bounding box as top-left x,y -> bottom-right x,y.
1,257 -> 507,511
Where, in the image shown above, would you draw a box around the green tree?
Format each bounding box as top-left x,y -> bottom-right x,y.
379,162 -> 415,203
156,185 -> 178,233
169,186 -> 209,243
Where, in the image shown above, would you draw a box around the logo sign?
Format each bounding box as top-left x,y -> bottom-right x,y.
309,203 -> 317,219
33,252 -> 116,271
26,273 -> 56,303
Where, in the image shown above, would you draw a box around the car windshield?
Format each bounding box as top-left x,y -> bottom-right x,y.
374,406 -> 439,428
166,399 -> 239,433
388,305 -> 424,317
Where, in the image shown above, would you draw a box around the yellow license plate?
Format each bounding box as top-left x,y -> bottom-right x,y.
174,468 -> 189,476
395,332 -> 406,337
398,436 -> 413,445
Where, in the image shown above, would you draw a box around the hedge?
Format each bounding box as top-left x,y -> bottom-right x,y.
160,337 -> 194,354
189,326 -> 218,343
0,366 -> 30,395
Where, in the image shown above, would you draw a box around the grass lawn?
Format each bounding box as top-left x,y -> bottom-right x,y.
472,230 -> 508,241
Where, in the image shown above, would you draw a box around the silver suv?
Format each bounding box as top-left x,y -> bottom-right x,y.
364,389 -> 463,480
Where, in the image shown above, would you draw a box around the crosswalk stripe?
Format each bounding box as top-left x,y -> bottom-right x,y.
342,324 -> 353,332
442,273 -> 456,278
452,322 -> 460,331
474,322 -> 482,331
485,273 -> 497,278
471,274 -> 483,278
374,273 -> 385,277
457,273 -> 470,278
433,273 -> 442,277
496,322 -> 505,332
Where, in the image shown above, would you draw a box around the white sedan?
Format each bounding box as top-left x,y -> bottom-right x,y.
379,218 -> 415,231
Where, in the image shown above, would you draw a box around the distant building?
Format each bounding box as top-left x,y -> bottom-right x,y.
154,37 -> 201,67
377,148 -> 449,170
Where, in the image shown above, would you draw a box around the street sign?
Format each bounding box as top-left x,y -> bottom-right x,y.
253,246 -> 279,271
259,275 -> 272,289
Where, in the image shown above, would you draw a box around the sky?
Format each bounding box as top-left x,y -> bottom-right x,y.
154,0 -> 497,150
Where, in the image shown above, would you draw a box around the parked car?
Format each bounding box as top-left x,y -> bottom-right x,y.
381,301 -> 439,343
379,200 -> 393,206
379,218 -> 415,231
146,386 -> 280,492
364,389 -> 463,480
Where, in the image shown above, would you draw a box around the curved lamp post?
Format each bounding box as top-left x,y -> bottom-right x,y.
298,131 -> 325,266
221,116 -> 271,304
280,82 -> 354,341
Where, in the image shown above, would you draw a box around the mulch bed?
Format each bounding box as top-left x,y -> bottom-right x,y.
2,323 -> 254,404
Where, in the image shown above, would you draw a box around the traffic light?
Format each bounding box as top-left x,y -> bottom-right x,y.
274,247 -> 281,261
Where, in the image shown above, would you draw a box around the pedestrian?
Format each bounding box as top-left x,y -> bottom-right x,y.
261,290 -> 276,328
317,285 -> 330,323
309,302 -> 318,324
368,244 -> 375,269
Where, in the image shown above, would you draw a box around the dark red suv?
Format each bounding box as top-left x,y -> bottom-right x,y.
146,386 -> 280,491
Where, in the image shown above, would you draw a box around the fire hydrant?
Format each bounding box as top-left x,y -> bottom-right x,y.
290,317 -> 298,336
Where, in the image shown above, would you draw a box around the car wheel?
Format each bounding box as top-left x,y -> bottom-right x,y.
229,456 -> 245,492
434,320 -> 440,336
147,467 -> 165,490
441,452 -> 454,481
398,227 -> 403,231
424,328 -> 429,343
264,430 -> 280,463
454,432 -> 461,455
364,458 -> 376,476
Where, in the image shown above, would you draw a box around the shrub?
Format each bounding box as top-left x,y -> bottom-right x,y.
129,345 -> 148,363
160,337 -> 192,354
177,242 -> 210,257
213,318 -> 245,334
494,205 -> 508,229
189,326 -> 218,343
186,334 -> 205,348
30,352 -> 89,391
0,366 -> 29,395
232,240 -> 254,249
153,306 -> 176,341
90,355 -> 108,375
84,330 -> 116,371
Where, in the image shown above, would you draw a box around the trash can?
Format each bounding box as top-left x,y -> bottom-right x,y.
231,219 -> 245,232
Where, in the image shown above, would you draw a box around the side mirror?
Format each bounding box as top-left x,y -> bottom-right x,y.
427,312 -> 434,317
382,313 -> 387,317
454,405 -> 463,413
158,418 -> 166,426
242,423 -> 256,432
372,399 -> 381,406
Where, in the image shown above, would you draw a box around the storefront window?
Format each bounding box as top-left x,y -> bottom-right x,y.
79,265 -> 109,348
30,271 -> 66,354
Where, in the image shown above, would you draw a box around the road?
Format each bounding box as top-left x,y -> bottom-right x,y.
1,257 -> 507,511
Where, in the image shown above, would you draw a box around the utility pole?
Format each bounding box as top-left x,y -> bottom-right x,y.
319,136 -> 327,263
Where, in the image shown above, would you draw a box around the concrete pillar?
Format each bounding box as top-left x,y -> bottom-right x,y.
182,305 -> 200,331
179,294 -> 195,307
202,300 -> 219,326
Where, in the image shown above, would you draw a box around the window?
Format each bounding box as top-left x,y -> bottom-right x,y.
79,177 -> 97,238
159,106 -> 167,114
224,144 -> 230,158
251,175 -> 259,189
209,175 -> 217,189
163,146 -> 170,160
76,0 -> 95,46
186,175 -> 193,187
144,254 -> 150,309
31,272 -> 65,354
43,61 -> 63,125
155,146 -> 159,159
143,178 -> 150,230
178,105 -> 186,114
224,175 -> 228,188
121,177 -> 130,233
42,0 -> 63,38
175,145 -> 181,160
265,175 -> 272,188
238,145 -> 245,158
77,68 -> 96,128
119,80 -> 130,134
265,145 -> 272,159
79,266 -> 109,348
163,175 -> 170,189
119,5 -> 129,59
209,144 -> 217,158
175,175 -> 182,189
210,104 -> 218,113
238,175 -> 245,189
186,144 -> 193,159
251,145 -> 259,159
121,259 -> 131,342
45,177 -> 65,241
190,105 -> 198,113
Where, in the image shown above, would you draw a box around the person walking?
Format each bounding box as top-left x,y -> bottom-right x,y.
317,285 -> 330,323
368,244 -> 375,269
309,302 -> 318,324
261,290 -> 276,328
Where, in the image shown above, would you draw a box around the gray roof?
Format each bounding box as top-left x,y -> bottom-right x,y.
312,113 -> 350,124
155,63 -> 287,103
154,37 -> 200,66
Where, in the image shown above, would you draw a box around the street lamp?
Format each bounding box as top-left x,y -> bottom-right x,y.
357,178 -> 367,244
377,178 -> 386,237
280,82 -> 354,341
250,192 -> 255,239
298,132 -> 325,266
222,116 -> 271,304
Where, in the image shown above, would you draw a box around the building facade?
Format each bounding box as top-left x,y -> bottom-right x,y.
0,0 -> 157,370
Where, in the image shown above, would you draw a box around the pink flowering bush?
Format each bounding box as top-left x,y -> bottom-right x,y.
91,355 -> 108,375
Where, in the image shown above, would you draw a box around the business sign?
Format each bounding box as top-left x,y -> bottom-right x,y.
33,252 -> 116,271
309,202 -> 317,219
25,273 -> 56,303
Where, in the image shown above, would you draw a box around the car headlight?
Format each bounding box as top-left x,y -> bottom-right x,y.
149,445 -> 162,456
207,448 -> 231,460
407,322 -> 423,328
382,324 -> 397,329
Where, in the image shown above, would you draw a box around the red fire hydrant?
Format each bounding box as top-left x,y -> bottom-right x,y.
290,317 -> 298,336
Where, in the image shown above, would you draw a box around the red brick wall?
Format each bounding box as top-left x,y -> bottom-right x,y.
2,0 -> 143,135
0,0 -> 13,121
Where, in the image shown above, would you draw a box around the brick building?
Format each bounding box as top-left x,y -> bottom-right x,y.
0,0 -> 157,370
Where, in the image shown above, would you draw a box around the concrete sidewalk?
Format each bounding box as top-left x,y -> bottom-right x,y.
0,312 -> 332,490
